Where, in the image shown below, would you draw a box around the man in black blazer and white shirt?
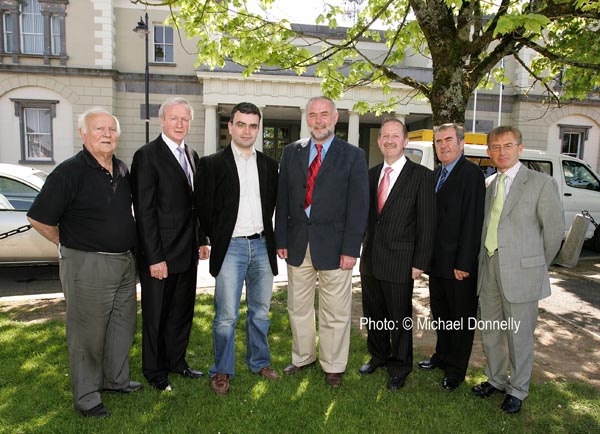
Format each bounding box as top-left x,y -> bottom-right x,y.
131,97 -> 209,392
359,118 -> 436,390
196,102 -> 279,395
275,96 -> 369,388
417,124 -> 485,392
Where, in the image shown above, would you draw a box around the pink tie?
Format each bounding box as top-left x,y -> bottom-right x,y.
377,167 -> 393,213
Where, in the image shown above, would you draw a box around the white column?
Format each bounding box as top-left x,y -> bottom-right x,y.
255,106 -> 265,151
203,104 -> 218,156
300,108 -> 309,138
348,111 -> 360,146
394,113 -> 406,125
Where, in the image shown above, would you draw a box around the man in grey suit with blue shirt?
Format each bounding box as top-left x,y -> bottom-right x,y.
275,96 -> 369,388
472,126 -> 563,414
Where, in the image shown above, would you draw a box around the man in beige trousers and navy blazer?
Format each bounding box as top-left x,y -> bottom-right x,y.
472,126 -> 563,414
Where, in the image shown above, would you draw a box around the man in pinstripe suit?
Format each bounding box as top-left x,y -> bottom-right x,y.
359,118 -> 436,390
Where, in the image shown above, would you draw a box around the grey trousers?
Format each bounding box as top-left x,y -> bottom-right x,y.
479,252 -> 538,401
59,246 -> 137,411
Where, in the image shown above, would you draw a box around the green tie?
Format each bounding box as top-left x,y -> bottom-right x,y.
485,173 -> 507,256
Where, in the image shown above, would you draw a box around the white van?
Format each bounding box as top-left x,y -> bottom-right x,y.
405,141 -> 600,239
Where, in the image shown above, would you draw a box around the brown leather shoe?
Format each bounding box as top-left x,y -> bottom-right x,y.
210,373 -> 230,395
325,372 -> 343,388
257,366 -> 280,379
282,361 -> 315,375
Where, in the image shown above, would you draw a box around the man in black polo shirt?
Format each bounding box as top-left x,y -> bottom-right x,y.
27,107 -> 141,418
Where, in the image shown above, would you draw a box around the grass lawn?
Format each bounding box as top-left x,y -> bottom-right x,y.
0,289 -> 598,434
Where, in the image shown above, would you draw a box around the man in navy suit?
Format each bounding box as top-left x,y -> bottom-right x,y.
131,97 -> 209,392
196,102 -> 280,395
417,123 -> 485,392
359,118 -> 436,390
275,96 -> 369,388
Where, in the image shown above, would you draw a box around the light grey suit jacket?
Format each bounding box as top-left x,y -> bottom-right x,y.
477,164 -> 563,303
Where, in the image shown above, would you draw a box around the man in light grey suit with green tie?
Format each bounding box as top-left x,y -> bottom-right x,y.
472,126 -> 563,414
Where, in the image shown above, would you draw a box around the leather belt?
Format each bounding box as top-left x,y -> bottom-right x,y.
234,232 -> 264,240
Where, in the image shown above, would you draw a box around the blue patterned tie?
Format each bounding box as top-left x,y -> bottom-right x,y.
436,167 -> 448,192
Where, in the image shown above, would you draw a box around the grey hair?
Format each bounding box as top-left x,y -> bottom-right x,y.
434,123 -> 464,143
305,96 -> 337,113
159,97 -> 194,120
78,107 -> 121,136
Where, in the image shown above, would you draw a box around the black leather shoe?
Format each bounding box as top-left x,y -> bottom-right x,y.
358,359 -> 386,375
440,377 -> 460,392
180,367 -> 204,379
417,360 -> 437,370
387,376 -> 405,391
472,381 -> 504,398
77,402 -> 111,418
501,395 -> 522,414
104,381 -> 143,394
150,377 -> 173,391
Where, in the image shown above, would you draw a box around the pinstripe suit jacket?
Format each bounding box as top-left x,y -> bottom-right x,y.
360,159 -> 437,284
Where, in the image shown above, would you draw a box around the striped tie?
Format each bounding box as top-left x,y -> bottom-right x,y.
176,146 -> 193,187
304,144 -> 323,210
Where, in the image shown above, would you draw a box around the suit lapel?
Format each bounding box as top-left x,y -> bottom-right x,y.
223,145 -> 241,196
380,159 -> 414,215
256,151 -> 268,209
316,137 -> 339,179
294,139 -> 310,179
501,165 -> 528,219
156,136 -> 192,190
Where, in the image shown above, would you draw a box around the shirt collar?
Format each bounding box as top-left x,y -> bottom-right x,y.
231,142 -> 256,160
383,155 -> 407,173
501,161 -> 522,181
162,132 -> 185,152
310,135 -> 335,153
442,155 -> 461,174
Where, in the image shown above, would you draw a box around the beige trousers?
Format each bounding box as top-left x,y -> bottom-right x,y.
287,245 -> 353,373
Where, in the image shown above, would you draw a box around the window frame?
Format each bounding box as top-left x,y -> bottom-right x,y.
11,98 -> 59,164
0,0 -> 68,65
153,24 -> 174,64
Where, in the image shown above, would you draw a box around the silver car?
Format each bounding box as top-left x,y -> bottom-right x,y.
0,163 -> 58,264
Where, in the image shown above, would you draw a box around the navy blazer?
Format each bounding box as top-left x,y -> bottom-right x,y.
429,156 -> 485,279
196,145 -> 278,277
131,135 -> 203,274
275,136 -> 369,270
360,158 -> 436,284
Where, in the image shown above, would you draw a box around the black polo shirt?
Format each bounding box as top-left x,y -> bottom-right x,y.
28,146 -> 136,253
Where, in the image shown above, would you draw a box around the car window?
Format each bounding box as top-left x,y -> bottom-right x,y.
465,156 -> 553,178
0,176 -> 39,211
404,148 -> 423,165
562,160 -> 600,192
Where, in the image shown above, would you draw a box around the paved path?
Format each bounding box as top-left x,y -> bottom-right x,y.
1,253 -> 599,339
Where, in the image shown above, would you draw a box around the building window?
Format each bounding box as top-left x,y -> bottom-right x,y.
559,124 -> 590,160
3,13 -> 13,52
51,14 -> 60,55
11,99 -> 58,164
21,0 -> 44,54
154,25 -> 173,63
0,0 -> 68,64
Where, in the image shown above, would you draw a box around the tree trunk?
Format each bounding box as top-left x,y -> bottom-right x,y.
429,60 -> 471,126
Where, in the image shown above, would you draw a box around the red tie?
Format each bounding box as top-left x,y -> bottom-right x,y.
377,166 -> 393,213
304,144 -> 323,210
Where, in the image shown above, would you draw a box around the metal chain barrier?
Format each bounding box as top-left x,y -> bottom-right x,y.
0,224 -> 32,240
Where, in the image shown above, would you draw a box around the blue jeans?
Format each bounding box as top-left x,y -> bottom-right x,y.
210,237 -> 274,376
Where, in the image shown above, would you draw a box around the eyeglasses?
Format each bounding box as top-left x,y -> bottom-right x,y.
489,143 -> 519,153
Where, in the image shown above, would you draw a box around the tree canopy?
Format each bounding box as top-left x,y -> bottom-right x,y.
132,0 -> 600,125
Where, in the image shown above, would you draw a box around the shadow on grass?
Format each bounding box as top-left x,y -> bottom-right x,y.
0,291 -> 598,433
